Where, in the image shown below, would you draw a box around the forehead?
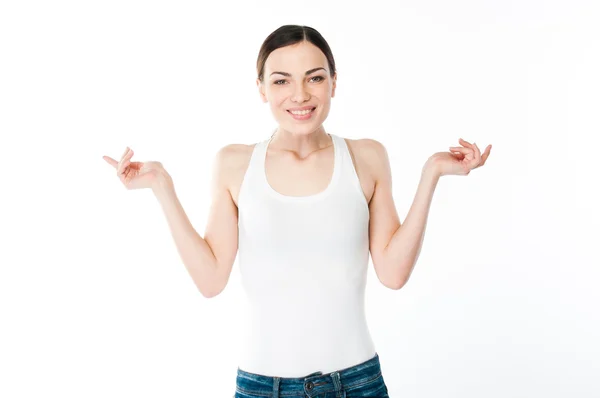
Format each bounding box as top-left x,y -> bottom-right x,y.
265,41 -> 328,74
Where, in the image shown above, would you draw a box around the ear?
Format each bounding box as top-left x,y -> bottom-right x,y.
331,73 -> 337,98
256,78 -> 267,103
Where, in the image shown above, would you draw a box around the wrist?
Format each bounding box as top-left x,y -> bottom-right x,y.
151,168 -> 174,196
422,157 -> 442,179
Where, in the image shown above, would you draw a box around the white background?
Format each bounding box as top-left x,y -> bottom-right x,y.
1,0 -> 599,397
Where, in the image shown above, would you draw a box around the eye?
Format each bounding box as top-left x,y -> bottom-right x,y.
273,79 -> 287,85
310,76 -> 325,82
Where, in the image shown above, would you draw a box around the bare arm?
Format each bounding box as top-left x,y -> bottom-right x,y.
152,146 -> 239,298
367,139 -> 440,289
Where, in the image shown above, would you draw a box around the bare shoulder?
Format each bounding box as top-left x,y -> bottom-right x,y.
344,137 -> 390,179
346,137 -> 387,156
213,142 -> 257,207
341,137 -> 389,204
215,143 -> 254,164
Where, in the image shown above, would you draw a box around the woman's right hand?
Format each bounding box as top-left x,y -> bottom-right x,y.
103,147 -> 169,190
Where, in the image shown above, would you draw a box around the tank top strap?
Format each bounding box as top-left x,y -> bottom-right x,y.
330,134 -> 366,200
237,137 -> 270,208
244,136 -> 270,179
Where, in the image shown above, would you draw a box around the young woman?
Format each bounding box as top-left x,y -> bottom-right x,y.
103,25 -> 491,398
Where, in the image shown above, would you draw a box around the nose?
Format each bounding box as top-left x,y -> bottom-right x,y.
291,81 -> 310,103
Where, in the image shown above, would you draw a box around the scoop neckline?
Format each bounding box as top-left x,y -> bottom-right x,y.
262,133 -> 341,203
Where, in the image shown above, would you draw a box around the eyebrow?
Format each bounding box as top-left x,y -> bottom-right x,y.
269,67 -> 327,77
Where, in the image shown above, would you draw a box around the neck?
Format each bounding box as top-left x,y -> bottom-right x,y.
269,126 -> 331,157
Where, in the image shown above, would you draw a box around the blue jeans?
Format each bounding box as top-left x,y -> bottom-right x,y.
235,352 -> 390,397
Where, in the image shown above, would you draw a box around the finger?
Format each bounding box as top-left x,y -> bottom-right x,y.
103,156 -> 118,168
117,149 -> 134,175
120,167 -> 131,184
449,146 -> 471,155
118,147 -> 132,167
122,148 -> 133,163
118,159 -> 131,176
459,138 -> 474,148
121,146 -> 130,160
480,145 -> 492,165
116,148 -> 129,174
117,153 -> 132,175
472,142 -> 482,163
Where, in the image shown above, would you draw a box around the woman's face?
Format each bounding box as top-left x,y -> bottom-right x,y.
257,41 -> 337,136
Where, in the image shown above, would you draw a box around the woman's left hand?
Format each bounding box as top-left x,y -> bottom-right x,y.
426,138 -> 492,177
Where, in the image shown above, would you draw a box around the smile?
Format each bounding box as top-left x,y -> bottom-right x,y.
288,108 -> 315,115
286,107 -> 316,120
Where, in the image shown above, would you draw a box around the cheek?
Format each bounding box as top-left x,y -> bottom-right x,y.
268,97 -> 286,115
266,88 -> 287,106
313,85 -> 332,100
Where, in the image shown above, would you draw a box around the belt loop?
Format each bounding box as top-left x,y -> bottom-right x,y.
330,371 -> 344,398
272,376 -> 280,398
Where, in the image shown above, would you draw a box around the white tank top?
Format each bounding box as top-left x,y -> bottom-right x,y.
236,132 -> 377,377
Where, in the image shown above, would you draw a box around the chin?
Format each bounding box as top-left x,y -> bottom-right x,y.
282,124 -> 323,136
276,116 -> 328,136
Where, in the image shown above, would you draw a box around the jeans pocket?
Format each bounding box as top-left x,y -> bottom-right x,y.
344,371 -> 389,397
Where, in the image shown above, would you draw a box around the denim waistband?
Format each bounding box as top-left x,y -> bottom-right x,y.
236,352 -> 383,397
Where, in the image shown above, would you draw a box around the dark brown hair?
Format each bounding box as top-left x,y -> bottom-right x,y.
256,25 -> 336,82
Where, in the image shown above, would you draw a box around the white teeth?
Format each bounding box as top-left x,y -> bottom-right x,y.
290,108 -> 314,115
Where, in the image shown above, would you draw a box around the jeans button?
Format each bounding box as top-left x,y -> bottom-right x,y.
306,381 -> 314,390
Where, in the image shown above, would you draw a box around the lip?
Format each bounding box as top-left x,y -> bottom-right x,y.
287,105 -> 316,111
286,106 -> 316,121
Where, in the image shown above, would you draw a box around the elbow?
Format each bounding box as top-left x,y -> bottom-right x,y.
388,277 -> 407,290
195,277 -> 219,298
388,269 -> 410,290
390,261 -> 415,290
200,289 -> 216,299
199,284 -> 223,299
376,261 -> 409,290
380,274 -> 407,290
197,260 -> 225,299
199,276 -> 227,299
